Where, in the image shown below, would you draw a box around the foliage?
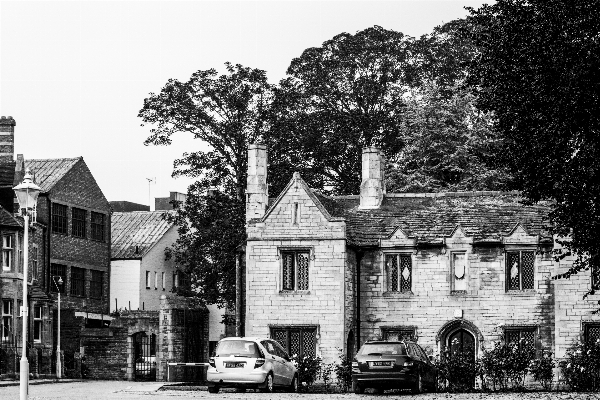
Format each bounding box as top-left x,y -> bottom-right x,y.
478,340 -> 536,391
435,348 -> 477,392
387,82 -> 511,192
560,339 -> 600,391
267,26 -> 414,196
465,0 -> 600,304
292,354 -> 322,391
334,353 -> 353,393
320,362 -> 335,393
529,352 -> 554,391
139,63 -> 272,307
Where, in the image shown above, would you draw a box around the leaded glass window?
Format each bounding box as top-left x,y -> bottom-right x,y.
382,327 -> 416,341
506,250 -> 535,290
272,326 -> 317,358
584,323 -> 600,345
281,250 -> 309,291
505,327 -> 536,353
385,254 -> 412,293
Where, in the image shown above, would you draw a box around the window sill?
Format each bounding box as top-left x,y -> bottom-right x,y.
506,289 -> 536,296
278,290 -> 311,296
451,290 -> 468,296
382,291 -> 414,297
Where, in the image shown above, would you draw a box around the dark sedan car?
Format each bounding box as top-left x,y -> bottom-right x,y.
351,341 -> 437,394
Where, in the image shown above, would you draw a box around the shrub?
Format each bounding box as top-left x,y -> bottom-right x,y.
435,348 -> 477,392
560,340 -> 600,392
529,352 -> 554,391
479,340 -> 535,391
334,353 -> 353,392
292,354 -> 322,391
320,362 -> 335,392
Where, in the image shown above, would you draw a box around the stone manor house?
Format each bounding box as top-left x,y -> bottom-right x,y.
244,144 -> 600,365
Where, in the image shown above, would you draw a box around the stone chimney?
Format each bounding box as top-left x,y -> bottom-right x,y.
0,116 -> 16,162
359,147 -> 386,209
246,143 -> 268,222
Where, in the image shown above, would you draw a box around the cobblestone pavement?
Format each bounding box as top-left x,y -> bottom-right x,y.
2,381 -> 600,400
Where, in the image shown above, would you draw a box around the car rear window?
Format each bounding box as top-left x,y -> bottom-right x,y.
216,340 -> 261,357
358,343 -> 406,356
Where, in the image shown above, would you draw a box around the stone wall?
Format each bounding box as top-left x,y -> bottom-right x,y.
246,174 -> 347,364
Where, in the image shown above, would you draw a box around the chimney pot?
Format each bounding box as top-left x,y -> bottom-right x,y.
359,147 -> 386,209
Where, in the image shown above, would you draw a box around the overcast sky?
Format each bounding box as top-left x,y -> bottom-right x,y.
0,0 -> 489,208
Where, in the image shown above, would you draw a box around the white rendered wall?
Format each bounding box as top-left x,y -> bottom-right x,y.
110,259 -> 141,311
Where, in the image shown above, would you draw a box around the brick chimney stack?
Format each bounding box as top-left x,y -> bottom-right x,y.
0,116 -> 16,162
359,146 -> 386,209
246,143 -> 268,222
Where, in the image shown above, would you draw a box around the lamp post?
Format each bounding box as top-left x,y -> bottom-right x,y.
13,169 -> 41,400
52,276 -> 63,379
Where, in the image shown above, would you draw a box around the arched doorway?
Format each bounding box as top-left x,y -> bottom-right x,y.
448,329 -> 475,356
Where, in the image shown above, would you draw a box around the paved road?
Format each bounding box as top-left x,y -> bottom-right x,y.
1,381 -> 600,400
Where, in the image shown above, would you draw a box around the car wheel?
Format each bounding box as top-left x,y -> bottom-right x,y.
411,374 -> 423,394
288,374 -> 298,392
261,373 -> 274,393
352,381 -> 365,394
208,386 -> 219,394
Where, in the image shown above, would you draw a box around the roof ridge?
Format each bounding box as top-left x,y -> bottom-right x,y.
26,157 -> 81,162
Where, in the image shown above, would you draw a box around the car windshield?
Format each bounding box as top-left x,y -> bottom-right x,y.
358,343 -> 406,356
216,340 -> 261,358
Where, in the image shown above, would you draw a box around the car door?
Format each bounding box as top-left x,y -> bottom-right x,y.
272,340 -> 295,385
261,340 -> 285,385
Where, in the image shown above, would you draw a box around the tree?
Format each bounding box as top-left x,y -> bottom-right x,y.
387,82 -> 511,193
267,26 -> 416,195
139,62 -> 273,307
465,0 -> 600,300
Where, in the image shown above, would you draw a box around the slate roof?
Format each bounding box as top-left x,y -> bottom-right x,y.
111,211 -> 175,259
311,191 -> 553,247
24,158 -> 81,192
0,205 -> 21,228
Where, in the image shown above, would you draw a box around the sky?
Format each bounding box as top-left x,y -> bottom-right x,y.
0,0 -> 490,209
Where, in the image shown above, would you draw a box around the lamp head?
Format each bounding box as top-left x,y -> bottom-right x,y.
13,169 -> 42,210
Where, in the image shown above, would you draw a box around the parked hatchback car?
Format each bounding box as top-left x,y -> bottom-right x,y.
206,337 -> 298,393
352,341 -> 437,394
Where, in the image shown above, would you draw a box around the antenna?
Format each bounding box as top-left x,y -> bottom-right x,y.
146,177 -> 155,210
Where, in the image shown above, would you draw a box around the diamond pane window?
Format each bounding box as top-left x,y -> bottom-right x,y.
505,327 -> 536,353
386,254 -> 412,293
506,250 -> 535,290
382,328 -> 416,342
584,324 -> 600,345
281,250 -> 310,291
271,326 -> 317,358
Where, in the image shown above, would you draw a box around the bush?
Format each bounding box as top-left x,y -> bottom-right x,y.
560,340 -> 600,392
320,362 -> 335,392
479,340 -> 535,391
529,352 -> 554,390
334,353 -> 353,392
292,354 -> 322,391
435,348 -> 477,392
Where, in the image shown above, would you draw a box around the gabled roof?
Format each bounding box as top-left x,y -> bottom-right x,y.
24,158 -> 81,192
0,205 -> 21,228
312,192 -> 552,247
111,211 -> 176,259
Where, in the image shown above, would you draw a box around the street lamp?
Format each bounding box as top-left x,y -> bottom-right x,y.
13,169 -> 41,400
52,276 -> 63,379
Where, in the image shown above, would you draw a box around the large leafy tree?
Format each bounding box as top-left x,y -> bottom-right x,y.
466,1 -> 600,297
267,26 -> 416,195
139,63 -> 272,307
388,82 -> 510,193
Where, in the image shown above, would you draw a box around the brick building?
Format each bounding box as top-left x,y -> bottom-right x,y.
1,116 -> 54,376
244,144 -> 600,366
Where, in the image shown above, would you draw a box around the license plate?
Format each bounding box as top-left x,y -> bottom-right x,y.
370,361 -> 393,368
225,362 -> 245,368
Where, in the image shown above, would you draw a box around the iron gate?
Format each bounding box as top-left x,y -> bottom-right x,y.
133,332 -> 156,381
